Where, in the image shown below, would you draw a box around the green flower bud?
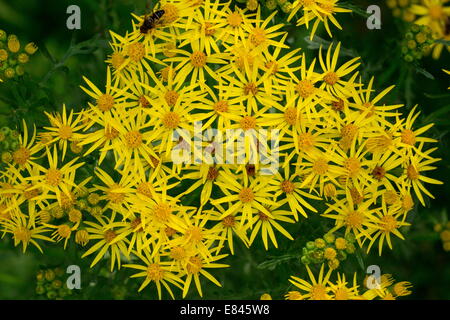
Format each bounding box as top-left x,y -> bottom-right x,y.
266,0 -> 277,10
401,46 -> 408,54
413,51 -> 422,60
36,270 -> 45,281
9,140 -> 18,150
10,129 -> 19,138
4,67 -> 15,79
346,243 -> 356,254
46,290 -> 58,300
410,24 -> 420,33
0,30 -> 6,41
90,206 -> 103,217
36,285 -> 46,295
18,53 -> 29,64
407,40 -> 416,49
306,241 -> 315,250
328,258 -> 340,270
0,49 -> 8,62
345,233 -> 356,243
404,54 -> 414,62
52,279 -> 63,289
25,42 -> 38,55
300,255 -> 311,265
76,199 -> 88,210
44,269 -> 56,281
415,32 -> 426,44
54,268 -> 64,276
7,35 -> 20,53
1,151 -> 12,163
51,206 -> 65,219
311,249 -> 324,261
58,288 -> 70,298
281,2 -> 292,13
247,0 -> 259,11
337,250 -> 347,261
15,65 -> 24,76
386,0 -> 396,9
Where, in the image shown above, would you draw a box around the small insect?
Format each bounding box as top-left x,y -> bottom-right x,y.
140,9 -> 165,34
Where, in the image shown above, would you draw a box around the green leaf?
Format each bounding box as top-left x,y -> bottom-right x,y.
340,2 -> 370,18
355,249 -> 365,271
39,45 -> 57,64
256,254 -> 297,271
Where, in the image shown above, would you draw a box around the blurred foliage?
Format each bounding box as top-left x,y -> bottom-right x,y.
0,0 -> 449,300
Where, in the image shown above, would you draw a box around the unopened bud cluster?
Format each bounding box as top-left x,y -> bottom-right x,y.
386,0 -> 419,22
36,267 -> 72,299
434,222 -> 450,252
401,24 -> 434,62
0,126 -> 20,165
301,233 -> 356,270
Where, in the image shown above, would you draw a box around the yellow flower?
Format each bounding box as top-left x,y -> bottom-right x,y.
81,67 -> 134,114
27,146 -> 84,208
270,164 -> 321,220
82,216 -> 130,271
288,0 -> 351,40
318,42 -> 360,98
208,204 -> 249,255
248,204 -> 295,250
329,273 -> 359,300
212,171 -> 279,228
182,253 -> 229,298
11,120 -> 43,171
124,249 -> 183,299
401,145 -> 442,206
1,211 -> 53,253
323,190 -> 379,246
365,202 -> 410,255
43,105 -> 85,160
166,39 -> 229,86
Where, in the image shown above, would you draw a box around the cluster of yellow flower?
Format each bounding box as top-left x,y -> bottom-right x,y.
0,0 -> 441,299
287,0 -> 351,40
0,30 -> 38,82
387,0 -> 450,59
286,264 -> 413,300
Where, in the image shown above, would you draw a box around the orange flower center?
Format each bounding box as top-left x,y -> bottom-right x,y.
239,188 -> 254,203
125,130 -> 143,149
46,169 -> 62,186
227,12 -> 243,27
190,51 -> 207,67
162,111 -> 180,129
97,94 -> 115,112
